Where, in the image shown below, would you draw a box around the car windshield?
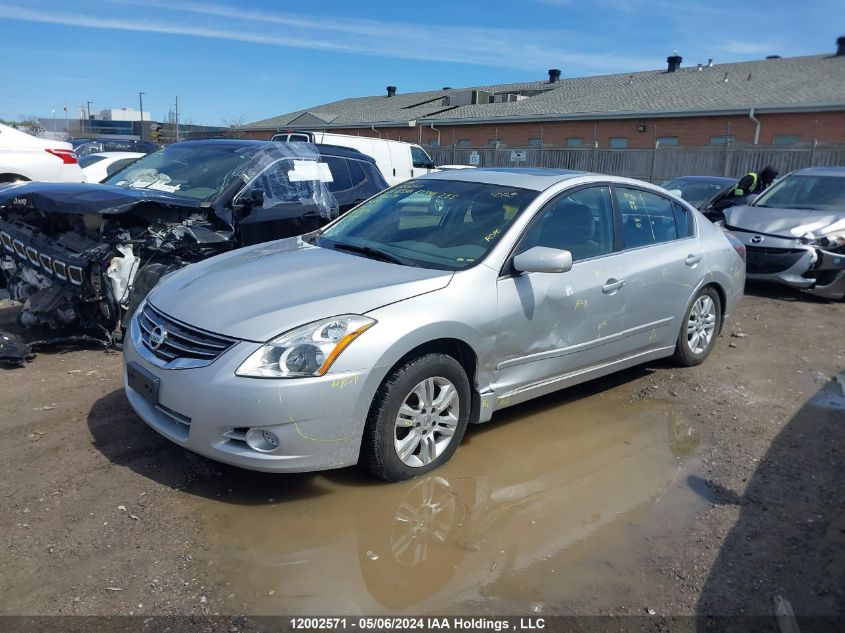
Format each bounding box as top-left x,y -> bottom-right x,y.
316,179 -> 539,271
78,154 -> 106,168
662,177 -> 734,207
754,174 -> 845,211
102,142 -> 332,204
103,144 -> 259,200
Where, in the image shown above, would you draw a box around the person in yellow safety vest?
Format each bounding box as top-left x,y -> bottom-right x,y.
733,165 -> 779,196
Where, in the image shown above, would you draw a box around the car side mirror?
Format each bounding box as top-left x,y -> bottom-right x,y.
513,246 -> 573,274
746,194 -> 759,205
249,189 -> 265,207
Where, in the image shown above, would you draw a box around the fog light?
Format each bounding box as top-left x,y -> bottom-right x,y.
245,428 -> 280,453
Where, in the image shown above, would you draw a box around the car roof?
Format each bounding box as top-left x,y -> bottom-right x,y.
665,175 -> 735,183
790,167 -> 845,178
169,138 -> 377,164
418,167 -> 589,191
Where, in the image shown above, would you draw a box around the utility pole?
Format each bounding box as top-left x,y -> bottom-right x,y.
175,95 -> 179,143
86,101 -> 93,135
138,91 -> 145,141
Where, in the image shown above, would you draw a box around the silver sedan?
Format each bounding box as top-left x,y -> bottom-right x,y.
123,169 -> 745,481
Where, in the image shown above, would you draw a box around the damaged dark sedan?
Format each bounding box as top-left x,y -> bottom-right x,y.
0,140 -> 387,341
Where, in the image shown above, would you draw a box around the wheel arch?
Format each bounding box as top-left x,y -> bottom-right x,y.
701,281 -> 728,335
374,337 -> 483,424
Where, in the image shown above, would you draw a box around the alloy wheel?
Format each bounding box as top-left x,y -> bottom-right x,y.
687,295 -> 717,354
393,376 -> 460,467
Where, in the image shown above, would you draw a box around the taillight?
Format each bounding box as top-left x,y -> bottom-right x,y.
45,148 -> 79,165
724,231 -> 746,263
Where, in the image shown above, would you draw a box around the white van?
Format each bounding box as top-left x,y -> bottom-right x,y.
271,131 -> 437,186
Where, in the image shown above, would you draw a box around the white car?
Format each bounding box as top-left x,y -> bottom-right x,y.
79,152 -> 145,183
271,131 -> 437,186
0,122 -> 85,183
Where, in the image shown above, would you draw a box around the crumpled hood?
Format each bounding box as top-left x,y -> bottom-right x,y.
725,205 -> 845,237
147,237 -> 453,341
0,182 -> 202,215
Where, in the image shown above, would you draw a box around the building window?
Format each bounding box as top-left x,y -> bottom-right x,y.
488,138 -> 505,148
710,135 -> 736,145
773,134 -> 801,145
528,137 -> 543,146
609,137 -> 628,149
566,137 -> 583,147
456,139 -> 471,148
428,139 -> 440,147
657,136 -> 679,145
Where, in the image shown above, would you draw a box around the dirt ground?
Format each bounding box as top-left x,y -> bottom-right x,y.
0,283 -> 842,620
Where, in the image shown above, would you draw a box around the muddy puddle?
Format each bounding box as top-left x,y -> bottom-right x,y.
196,382 -> 706,614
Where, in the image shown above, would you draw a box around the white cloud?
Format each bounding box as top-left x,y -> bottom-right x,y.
0,1 -> 660,75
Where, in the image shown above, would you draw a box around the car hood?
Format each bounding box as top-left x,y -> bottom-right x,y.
147,237 -> 454,341
724,205 -> 845,237
0,182 -> 203,215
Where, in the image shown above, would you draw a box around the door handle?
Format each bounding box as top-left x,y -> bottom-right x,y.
685,254 -> 702,266
602,278 -> 626,294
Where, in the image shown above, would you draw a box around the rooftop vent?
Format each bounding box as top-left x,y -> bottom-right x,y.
386,85 -> 397,98
837,36 -> 845,56
707,58 -> 714,67
548,68 -> 561,83
697,63 -> 703,71
766,55 -> 781,59
442,86 -> 452,91
666,53 -> 682,72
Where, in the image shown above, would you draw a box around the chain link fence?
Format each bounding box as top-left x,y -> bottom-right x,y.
428,144 -> 845,183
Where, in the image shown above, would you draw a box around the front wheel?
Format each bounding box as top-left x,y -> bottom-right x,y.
674,287 -> 721,367
362,354 -> 470,481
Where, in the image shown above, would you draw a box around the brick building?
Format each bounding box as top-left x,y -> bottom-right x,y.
243,39 -> 845,150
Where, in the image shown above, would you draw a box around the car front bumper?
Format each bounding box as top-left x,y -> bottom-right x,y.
123,313 -> 386,473
733,230 -> 845,300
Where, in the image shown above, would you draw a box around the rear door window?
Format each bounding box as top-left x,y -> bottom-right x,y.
615,187 -> 680,248
672,201 -> 694,238
323,156 -> 353,192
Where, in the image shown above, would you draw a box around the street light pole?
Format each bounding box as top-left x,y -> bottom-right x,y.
86,101 -> 93,135
138,91 -> 145,142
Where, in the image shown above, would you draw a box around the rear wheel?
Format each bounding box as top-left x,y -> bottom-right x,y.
362,353 -> 470,481
674,287 -> 721,366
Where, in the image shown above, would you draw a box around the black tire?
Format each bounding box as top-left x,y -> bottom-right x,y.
673,286 -> 722,367
362,353 -> 470,481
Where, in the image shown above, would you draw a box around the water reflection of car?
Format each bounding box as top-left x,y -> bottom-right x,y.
661,176 -> 736,211
0,140 -> 387,337
723,167 -> 845,299
206,395 -> 698,613
123,168 -> 745,480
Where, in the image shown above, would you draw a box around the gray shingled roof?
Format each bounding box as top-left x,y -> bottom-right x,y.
244,54 -> 845,130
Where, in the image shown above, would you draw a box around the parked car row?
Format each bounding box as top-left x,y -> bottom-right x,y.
1,126 -> 840,481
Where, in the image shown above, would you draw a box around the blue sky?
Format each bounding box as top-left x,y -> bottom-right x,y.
0,0 -> 839,126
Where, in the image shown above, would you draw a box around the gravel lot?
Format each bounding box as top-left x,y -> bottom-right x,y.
1,283 -> 842,620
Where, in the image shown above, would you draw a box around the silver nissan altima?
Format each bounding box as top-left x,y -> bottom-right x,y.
123,168 -> 745,481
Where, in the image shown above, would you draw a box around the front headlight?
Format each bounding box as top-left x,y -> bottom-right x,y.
235,315 -> 376,378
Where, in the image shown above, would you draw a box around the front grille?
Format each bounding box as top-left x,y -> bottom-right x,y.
138,302 -> 238,366
746,247 -> 806,275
